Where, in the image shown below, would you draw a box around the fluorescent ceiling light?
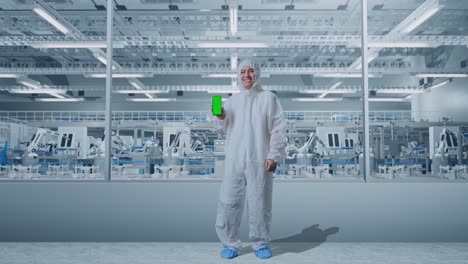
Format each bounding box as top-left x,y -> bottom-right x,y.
318,81 -> 343,98
376,89 -> 425,94
368,42 -> 437,48
202,73 -> 270,78
315,73 -> 382,78
96,55 -> 107,65
329,81 -> 344,90
428,79 -> 450,90
128,79 -> 145,90
367,52 -> 379,64
413,73 -> 468,78
207,90 -> 239,94
16,76 -> 66,98
35,98 -> 84,102
292,98 -> 343,102
10,89 -> 67,94
49,93 -> 66,99
114,90 -> 169,94
350,51 -> 379,70
84,73 -> 150,78
229,6 -> 238,36
202,73 -> 237,78
197,42 -> 269,48
30,41 -> 125,49
348,0 -> 440,71
399,1 -> 440,35
368,98 -> 406,102
300,89 -> 354,94
127,79 -> 155,98
17,80 -> 41,89
0,74 -> 19,78
126,98 -> 176,102
33,7 -> 70,35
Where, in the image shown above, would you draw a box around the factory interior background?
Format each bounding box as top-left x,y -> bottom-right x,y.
1,0 -> 468,263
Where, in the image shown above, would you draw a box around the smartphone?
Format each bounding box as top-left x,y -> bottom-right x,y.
212,96 -> 223,116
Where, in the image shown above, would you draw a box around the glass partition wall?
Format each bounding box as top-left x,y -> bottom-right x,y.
0,0 -> 108,180
367,0 -> 468,181
108,0 -> 366,181
1,0 -> 466,182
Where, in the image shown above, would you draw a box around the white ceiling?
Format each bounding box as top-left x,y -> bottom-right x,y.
0,0 -> 467,103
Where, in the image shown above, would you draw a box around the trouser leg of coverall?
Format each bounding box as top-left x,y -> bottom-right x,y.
215,160 -> 246,253
246,162 -> 273,251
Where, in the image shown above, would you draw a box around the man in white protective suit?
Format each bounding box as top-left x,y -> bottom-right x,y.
212,59 -> 287,259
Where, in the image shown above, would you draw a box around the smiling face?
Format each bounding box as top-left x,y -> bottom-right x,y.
240,66 -> 256,90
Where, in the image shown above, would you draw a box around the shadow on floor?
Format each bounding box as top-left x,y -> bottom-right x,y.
238,224 -> 339,257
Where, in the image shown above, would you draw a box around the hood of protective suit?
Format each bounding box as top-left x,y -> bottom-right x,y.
237,59 -> 263,96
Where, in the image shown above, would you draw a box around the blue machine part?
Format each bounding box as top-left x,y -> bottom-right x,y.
187,159 -> 202,165
113,159 -> 132,165
333,114 -> 352,121
384,161 -> 427,165
37,161 -> 76,166
322,159 -> 354,165
0,139 -> 8,165
56,147 -> 78,151
412,146 -> 426,151
131,146 -> 144,149
203,144 -> 215,150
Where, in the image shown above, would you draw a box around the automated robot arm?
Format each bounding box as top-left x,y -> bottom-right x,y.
435,128 -> 458,156
27,128 -> 63,156
298,132 -> 329,156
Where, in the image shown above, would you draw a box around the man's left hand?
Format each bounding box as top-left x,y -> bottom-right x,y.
265,159 -> 277,172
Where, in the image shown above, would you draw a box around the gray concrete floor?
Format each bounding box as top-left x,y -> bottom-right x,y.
0,243 -> 467,264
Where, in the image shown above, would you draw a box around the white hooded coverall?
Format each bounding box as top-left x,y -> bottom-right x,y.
214,60 -> 287,252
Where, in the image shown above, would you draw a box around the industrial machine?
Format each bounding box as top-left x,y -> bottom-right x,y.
27,128 -> 62,157
430,126 -> 464,179
1,112 -> 467,182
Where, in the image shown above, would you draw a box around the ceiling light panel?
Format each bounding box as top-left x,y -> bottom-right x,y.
35,98 -> 85,102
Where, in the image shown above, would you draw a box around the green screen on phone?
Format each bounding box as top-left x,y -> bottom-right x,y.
212,96 -> 222,115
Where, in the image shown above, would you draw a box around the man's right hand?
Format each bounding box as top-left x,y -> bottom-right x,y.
211,105 -> 226,120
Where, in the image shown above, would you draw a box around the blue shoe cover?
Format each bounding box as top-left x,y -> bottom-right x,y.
255,248 -> 272,259
220,248 -> 238,259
